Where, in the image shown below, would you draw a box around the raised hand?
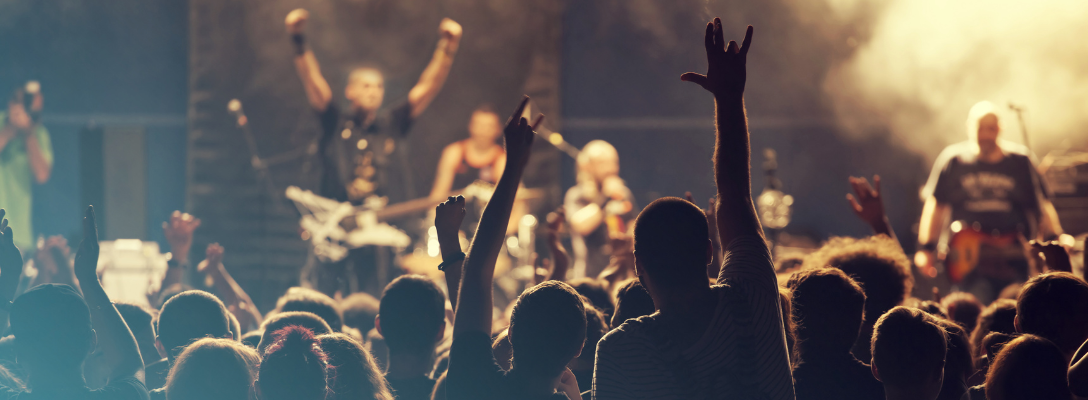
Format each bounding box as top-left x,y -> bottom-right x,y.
502,96 -> 544,172
846,175 -> 884,225
681,19 -> 753,99
285,8 -> 309,34
0,209 -> 24,275
439,18 -> 463,42
163,210 -> 201,264
436,196 -> 467,240
198,243 -> 225,274
1029,239 -> 1073,273
74,206 -> 101,282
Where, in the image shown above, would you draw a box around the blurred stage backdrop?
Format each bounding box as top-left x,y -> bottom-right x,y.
3,0 -> 1086,307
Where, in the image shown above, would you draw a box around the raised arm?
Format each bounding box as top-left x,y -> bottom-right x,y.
915,196 -> 949,277
286,9 -> 333,112
0,210 -> 25,327
681,21 -> 761,246
407,18 -> 462,118
435,195 -> 467,311
846,175 -> 897,241
198,243 -> 264,331
151,211 -> 201,304
545,208 -> 571,281
453,97 -> 541,336
74,206 -> 145,382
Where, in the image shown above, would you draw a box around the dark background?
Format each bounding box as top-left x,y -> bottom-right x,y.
2,0 -> 932,309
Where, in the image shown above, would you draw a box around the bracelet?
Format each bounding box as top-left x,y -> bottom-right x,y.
291,33 -> 307,55
438,252 -> 466,271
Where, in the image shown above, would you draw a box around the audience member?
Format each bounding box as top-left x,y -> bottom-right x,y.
317,333 -> 395,400
569,301 -> 608,395
0,207 -> 148,399
115,303 -> 162,366
941,292 -> 983,334
594,20 -> 793,400
377,275 -> 446,400
257,326 -> 329,400
802,234 -> 913,361
567,278 -> 615,322
985,334 -> 1072,400
341,291 -> 381,335
163,338 -> 260,400
1015,272 -> 1088,360
274,287 -> 344,332
788,267 -> 883,400
149,289 -> 233,390
931,318 -> 973,400
968,299 -> 1017,379
870,306 -> 948,400
444,97 -> 585,400
257,311 -> 333,354
610,278 -> 654,329
967,332 -> 1020,400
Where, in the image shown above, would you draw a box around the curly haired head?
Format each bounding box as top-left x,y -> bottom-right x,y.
801,235 -> 912,326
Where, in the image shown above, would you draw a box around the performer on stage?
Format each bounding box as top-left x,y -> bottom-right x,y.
0,84 -> 53,252
917,100 -> 1065,302
286,8 -> 462,296
429,104 -> 505,200
565,140 -> 635,279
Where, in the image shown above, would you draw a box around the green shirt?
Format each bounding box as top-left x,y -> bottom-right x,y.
0,111 -> 53,250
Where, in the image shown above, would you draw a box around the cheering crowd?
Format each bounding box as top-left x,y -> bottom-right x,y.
0,17 -> 1086,400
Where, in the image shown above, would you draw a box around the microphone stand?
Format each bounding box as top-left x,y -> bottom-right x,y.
1008,103 -> 1031,153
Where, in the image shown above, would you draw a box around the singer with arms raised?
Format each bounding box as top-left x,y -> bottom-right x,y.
916,101 -> 1065,302
286,8 -> 462,296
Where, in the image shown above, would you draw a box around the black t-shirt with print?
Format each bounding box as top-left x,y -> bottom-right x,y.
930,150 -> 1048,235
317,100 -> 414,204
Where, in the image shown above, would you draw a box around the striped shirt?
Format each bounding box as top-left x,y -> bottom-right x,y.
592,235 -> 795,400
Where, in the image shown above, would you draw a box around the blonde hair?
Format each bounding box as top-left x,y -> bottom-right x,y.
576,140 -> 619,184
965,101 -> 999,143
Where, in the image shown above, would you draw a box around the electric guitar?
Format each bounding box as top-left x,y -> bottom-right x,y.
943,222 -> 1023,284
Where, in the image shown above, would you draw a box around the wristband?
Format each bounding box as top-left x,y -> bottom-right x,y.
919,242 -> 937,252
438,251 -> 466,271
291,33 -> 307,55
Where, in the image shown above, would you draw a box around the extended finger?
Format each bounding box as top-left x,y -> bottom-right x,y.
713,18 -> 724,51
704,22 -> 714,51
509,96 -> 530,125
873,175 -> 882,196
849,177 -> 867,200
846,194 -> 863,213
740,25 -> 753,56
679,73 -> 709,90
0,209 -> 5,221
531,114 -> 545,130
84,206 -> 99,242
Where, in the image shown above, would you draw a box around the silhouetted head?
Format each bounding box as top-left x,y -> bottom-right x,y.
317,333 -> 394,400
275,287 -> 344,332
157,290 -> 232,360
115,302 -> 161,364
570,300 -> 609,391
1015,272 -> 1088,357
568,278 -> 615,321
468,104 -> 502,144
10,284 -> 95,373
258,326 -> 330,400
985,334 -> 1071,400
258,311 -> 333,355
803,236 -> 913,327
165,338 -> 260,400
633,197 -> 710,295
931,318 -> 973,400
871,306 -> 947,399
969,299 -> 1018,364
611,278 -> 655,329
787,267 -> 866,357
508,281 -> 587,378
941,292 -> 983,334
917,300 -> 948,319
341,292 -> 381,335
376,275 -> 446,357
346,67 -> 385,113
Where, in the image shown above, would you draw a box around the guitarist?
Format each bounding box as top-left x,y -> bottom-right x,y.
916,101 -> 1065,302
286,9 -> 462,296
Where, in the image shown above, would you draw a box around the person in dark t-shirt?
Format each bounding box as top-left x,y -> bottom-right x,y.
285,9 -> 462,296
917,101 -> 1066,301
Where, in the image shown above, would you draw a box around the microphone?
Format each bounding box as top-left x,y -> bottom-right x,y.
227,99 -> 247,126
